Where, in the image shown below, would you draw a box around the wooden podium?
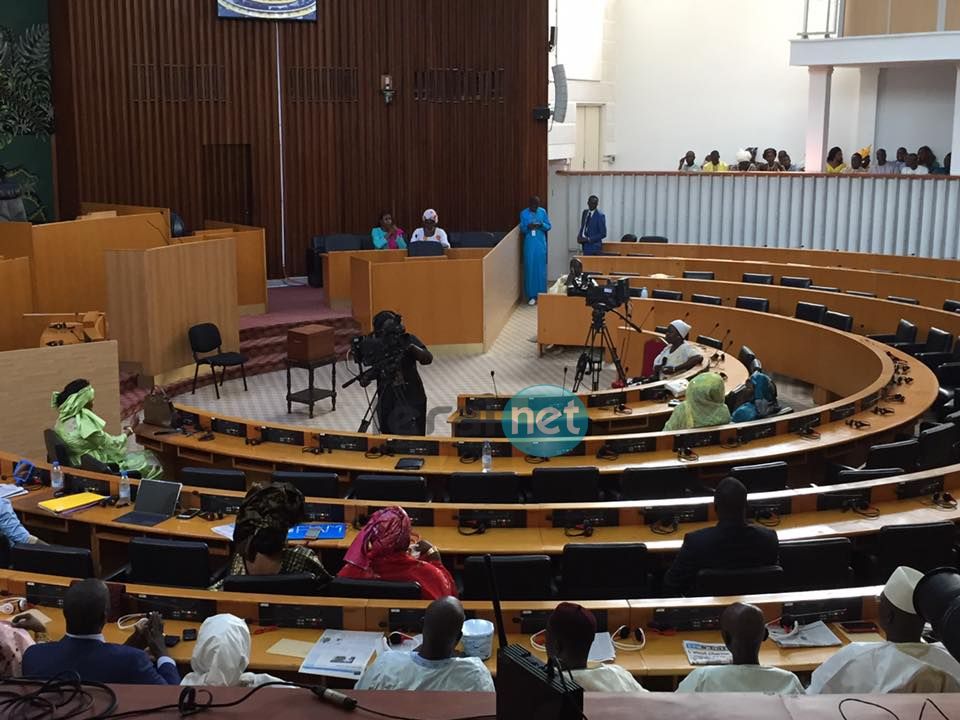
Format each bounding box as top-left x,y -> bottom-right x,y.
105,238 -> 240,382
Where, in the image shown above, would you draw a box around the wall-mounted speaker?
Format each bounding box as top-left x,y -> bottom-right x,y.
551,64 -> 568,124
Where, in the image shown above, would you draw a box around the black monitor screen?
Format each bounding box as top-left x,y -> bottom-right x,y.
217,0 -> 316,21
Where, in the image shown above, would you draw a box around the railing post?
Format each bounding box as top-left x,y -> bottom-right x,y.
801,0 -> 811,38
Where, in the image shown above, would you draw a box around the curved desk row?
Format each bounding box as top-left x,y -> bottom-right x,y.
582,253 -> 960,311
7,450 -> 960,570
601,241 -> 960,282
0,566 -> 882,681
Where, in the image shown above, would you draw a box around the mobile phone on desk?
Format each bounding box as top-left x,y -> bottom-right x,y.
164,635 -> 181,648
839,620 -> 879,633
176,509 -> 200,520
182,628 -> 197,642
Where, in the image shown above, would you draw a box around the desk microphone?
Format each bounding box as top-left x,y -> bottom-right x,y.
636,304 -> 655,331
311,686 -> 358,711
490,370 -> 500,397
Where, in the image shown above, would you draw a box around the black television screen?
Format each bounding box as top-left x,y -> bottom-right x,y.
217,0 -> 317,21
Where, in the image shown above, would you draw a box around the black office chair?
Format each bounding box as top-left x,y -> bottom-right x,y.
323,234 -> 366,252
43,429 -> 72,467
640,236 -> 668,243
692,293 -> 722,306
408,242 -> 445,257
697,335 -> 722,350
827,467 -> 904,486
188,323 -> 248,399
180,467 -> 246,491
448,232 -> 497,248
221,573 -> 321,595
619,467 -> 709,500
735,296 -> 769,313
887,295 -> 919,305
271,471 -> 340,498
738,345 -> 761,373
892,327 -> 953,357
559,544 -> 649,600
873,521 -> 959,582
349,474 -> 430,502
943,300 -> 960,313
810,285 -> 840,293
935,363 -> 960,417
447,472 -> 523,503
742,273 -> 773,285
683,271 -> 715,280
724,383 -> 753,413
846,290 -> 876,298
730,461 -> 789,493
530,467 -> 600,503
867,319 -> 917,346
462,555 -> 555,600
864,438 -> 920,471
10,543 -> 94,578
127,537 -> 214,588
780,276 -> 812,288
694,566 -> 784,596
795,302 -> 827,324
325,578 -> 423,599
652,289 -> 682,301
916,341 -> 960,372
917,423 -> 960,470
823,311 -> 854,332
779,538 -> 854,591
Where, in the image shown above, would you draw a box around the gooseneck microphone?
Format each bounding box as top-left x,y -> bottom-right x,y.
562,366 -> 569,393
490,370 -> 500,397
311,686 -> 358,711
636,304 -> 656,331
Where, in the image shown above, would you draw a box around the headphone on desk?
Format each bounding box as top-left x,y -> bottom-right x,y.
612,626 -> 646,651
564,522 -> 594,538
0,597 -> 27,615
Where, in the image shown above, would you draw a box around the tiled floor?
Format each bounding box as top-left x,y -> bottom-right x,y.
174,305 -> 815,437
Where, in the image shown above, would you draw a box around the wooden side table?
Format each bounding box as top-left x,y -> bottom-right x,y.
286,355 -> 337,418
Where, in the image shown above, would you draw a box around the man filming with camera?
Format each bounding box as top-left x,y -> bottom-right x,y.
353,310 -> 433,436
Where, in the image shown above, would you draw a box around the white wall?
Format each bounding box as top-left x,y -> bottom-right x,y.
876,64 -> 957,161
610,0 -> 860,171
547,0 -> 617,165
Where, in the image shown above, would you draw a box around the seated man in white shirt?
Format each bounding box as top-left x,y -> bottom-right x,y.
807,566 -> 960,694
677,602 -> 803,694
355,596 -> 494,692
544,602 -> 646,692
409,209 -> 450,248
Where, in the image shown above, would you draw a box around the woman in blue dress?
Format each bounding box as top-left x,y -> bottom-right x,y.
519,195 -> 551,305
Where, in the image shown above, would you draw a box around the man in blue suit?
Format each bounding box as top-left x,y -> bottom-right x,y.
576,195 -> 607,256
22,579 -> 180,684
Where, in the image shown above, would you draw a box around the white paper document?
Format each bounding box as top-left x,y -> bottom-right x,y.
588,632 -> 616,663
0,485 -> 27,500
298,629 -> 382,680
683,640 -> 733,666
211,523 -> 235,540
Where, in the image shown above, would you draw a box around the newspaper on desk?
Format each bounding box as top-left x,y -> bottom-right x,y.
299,629 -> 382,680
683,640 -> 733,666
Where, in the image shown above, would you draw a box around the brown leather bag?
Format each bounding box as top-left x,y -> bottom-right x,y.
142,387 -> 176,427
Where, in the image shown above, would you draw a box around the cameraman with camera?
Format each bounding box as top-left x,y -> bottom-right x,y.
352,310 -> 433,436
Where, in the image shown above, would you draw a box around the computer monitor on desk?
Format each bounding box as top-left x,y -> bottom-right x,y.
408,242 -> 446,258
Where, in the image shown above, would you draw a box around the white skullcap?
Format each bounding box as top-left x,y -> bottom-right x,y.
423,208 -> 438,222
883,566 -> 924,614
735,149 -> 752,163
669,319 -> 691,339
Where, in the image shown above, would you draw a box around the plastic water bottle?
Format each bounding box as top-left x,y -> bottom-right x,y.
481,441 -> 493,473
50,462 -> 64,493
118,470 -> 131,505
640,286 -> 649,299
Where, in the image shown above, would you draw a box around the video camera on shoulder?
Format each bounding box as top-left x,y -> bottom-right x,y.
351,310 -> 408,368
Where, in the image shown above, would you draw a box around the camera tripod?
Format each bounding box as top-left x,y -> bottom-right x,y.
572,305 -> 629,392
343,352 -> 416,434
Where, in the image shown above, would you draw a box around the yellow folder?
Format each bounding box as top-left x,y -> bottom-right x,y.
38,492 -> 106,514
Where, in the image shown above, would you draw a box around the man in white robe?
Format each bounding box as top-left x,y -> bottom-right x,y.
807,566 -> 960,694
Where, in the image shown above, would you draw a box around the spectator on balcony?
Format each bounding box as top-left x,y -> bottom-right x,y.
825,147 -> 846,174
900,154 -> 929,176
778,150 -> 802,172
757,148 -> 783,172
847,153 -> 867,173
936,152 -> 952,176
701,150 -> 727,172
678,151 -> 699,172
918,146 -> 941,173
733,149 -> 756,172
871,148 -> 898,175
894,147 -> 908,171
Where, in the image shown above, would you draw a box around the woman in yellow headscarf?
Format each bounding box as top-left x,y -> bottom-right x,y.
663,372 -> 732,431
52,379 -> 162,478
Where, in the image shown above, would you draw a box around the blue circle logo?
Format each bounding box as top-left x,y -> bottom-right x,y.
502,385 -> 589,457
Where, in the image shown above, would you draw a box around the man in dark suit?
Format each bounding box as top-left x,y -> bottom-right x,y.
662,477 -> 778,596
576,195 -> 607,256
22,579 -> 180,684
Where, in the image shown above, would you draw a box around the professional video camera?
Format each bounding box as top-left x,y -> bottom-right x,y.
585,276 -> 630,312
350,311 -> 408,381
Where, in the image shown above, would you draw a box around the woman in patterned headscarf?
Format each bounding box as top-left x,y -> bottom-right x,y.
338,506 -> 456,599
52,379 -> 162,478
663,372 -> 732,431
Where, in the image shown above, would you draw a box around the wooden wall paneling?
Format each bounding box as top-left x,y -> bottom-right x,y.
0,341 -> 121,460
0,258 -> 36,351
0,223 -> 36,262
482,226 -> 522,350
